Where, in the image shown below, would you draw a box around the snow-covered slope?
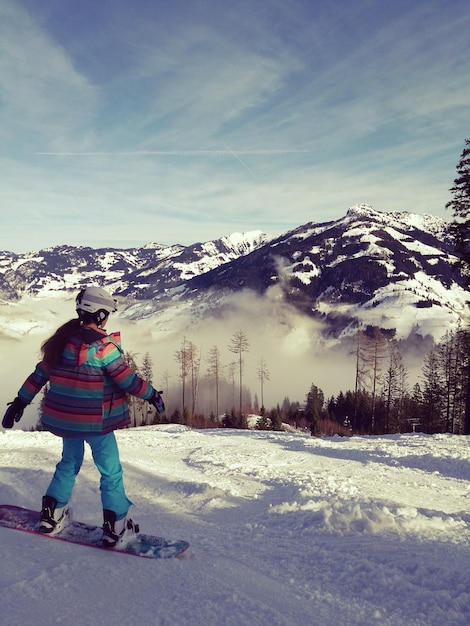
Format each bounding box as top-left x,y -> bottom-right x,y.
1,426 -> 469,626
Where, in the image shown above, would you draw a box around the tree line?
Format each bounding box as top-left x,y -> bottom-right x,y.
113,322 -> 469,436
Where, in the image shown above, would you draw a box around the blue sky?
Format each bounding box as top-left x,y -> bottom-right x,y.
1,0 -> 469,252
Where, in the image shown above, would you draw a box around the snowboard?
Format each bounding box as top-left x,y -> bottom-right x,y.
0,504 -> 189,559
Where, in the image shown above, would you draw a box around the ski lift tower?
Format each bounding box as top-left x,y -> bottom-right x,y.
407,418 -> 421,433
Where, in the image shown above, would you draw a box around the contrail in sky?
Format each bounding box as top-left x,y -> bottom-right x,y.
35,149 -> 308,156
224,143 -> 257,178
35,148 -> 308,178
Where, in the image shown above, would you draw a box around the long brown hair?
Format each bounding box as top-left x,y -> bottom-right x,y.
41,318 -> 82,366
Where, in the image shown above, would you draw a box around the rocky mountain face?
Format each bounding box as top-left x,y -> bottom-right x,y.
1,205 -> 467,343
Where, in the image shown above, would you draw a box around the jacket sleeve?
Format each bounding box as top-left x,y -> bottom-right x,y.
100,343 -> 154,399
18,361 -> 51,404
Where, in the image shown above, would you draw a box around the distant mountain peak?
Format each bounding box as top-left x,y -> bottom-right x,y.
222,230 -> 267,247
345,203 -> 448,228
347,203 -> 376,216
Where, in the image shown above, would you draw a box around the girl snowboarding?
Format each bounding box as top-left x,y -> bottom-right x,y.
2,286 -> 165,547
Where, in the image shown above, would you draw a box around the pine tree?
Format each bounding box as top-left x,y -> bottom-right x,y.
458,329 -> 470,434
439,327 -> 470,433
256,406 -> 270,430
446,138 -> 470,285
306,384 -> 323,437
421,349 -> 445,433
270,405 -> 283,431
285,400 -> 302,429
223,407 -> 246,429
446,139 -> 470,434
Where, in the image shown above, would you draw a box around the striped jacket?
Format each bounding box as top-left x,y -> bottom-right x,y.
18,329 -> 155,438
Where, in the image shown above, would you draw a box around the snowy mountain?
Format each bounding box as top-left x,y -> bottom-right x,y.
0,230 -> 269,300
124,204 -> 468,344
0,205 -> 468,345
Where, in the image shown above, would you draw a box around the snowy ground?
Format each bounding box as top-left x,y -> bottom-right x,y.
0,426 -> 469,626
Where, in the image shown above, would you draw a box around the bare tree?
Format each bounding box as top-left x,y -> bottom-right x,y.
228,330 -> 250,415
174,338 -> 202,425
187,341 -> 202,421
124,351 -> 145,427
226,361 -> 237,410
257,357 -> 270,410
162,370 -> 171,406
371,328 -> 388,430
174,337 -> 191,421
207,345 -> 222,419
381,339 -> 408,433
357,328 -> 388,432
141,352 -> 154,425
354,329 -> 369,394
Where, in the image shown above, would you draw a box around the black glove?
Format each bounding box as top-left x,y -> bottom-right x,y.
2,397 -> 28,429
148,390 -> 165,415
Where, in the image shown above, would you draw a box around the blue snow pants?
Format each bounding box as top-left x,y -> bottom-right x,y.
45,432 -> 132,519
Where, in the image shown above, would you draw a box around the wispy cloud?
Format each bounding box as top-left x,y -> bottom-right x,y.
1,0 -> 469,252
0,1 -> 98,151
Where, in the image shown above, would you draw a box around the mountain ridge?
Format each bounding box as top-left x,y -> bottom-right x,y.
0,205 -> 467,345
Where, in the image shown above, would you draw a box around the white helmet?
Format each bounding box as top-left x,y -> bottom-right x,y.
76,286 -> 117,318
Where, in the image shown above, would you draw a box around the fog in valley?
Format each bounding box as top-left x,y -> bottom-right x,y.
0,288 -> 427,430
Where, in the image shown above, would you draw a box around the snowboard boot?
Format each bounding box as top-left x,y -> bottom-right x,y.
102,509 -> 140,548
39,495 -> 69,535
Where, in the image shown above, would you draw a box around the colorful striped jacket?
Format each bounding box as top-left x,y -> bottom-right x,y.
18,329 -> 155,438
